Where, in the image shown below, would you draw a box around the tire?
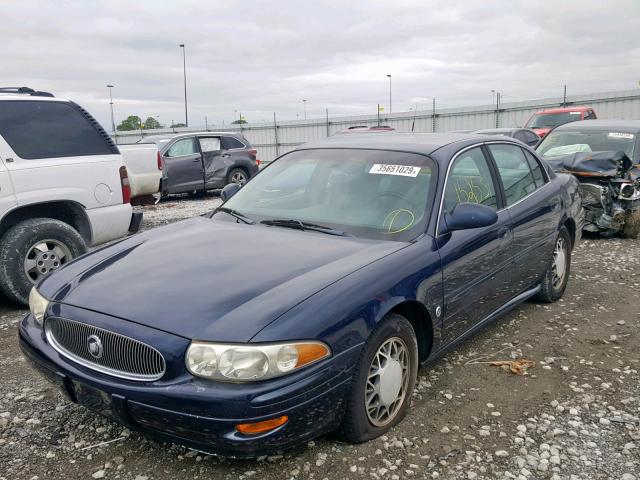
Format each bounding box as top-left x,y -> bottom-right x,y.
227,168 -> 248,187
0,218 -> 87,305
534,226 -> 571,303
622,210 -> 640,239
340,313 -> 418,443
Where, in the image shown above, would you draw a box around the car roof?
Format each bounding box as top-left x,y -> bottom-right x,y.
296,132 -> 514,156
473,128 -> 521,134
534,106 -> 590,114
142,131 -> 243,143
0,95 -> 68,102
552,119 -> 640,134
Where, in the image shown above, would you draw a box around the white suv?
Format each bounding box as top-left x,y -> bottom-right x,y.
0,87 -> 142,305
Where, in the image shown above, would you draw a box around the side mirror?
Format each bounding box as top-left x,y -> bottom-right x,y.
443,203 -> 498,233
220,182 -> 241,202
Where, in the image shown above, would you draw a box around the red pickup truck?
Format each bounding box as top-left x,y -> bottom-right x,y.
525,106 -> 597,139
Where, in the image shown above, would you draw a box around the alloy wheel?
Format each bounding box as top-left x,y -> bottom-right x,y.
231,171 -> 248,186
24,239 -> 72,283
365,337 -> 410,427
551,237 -> 567,289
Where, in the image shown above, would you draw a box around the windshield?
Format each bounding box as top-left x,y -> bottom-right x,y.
526,112 -> 582,128
537,130 -> 636,159
221,149 -> 437,241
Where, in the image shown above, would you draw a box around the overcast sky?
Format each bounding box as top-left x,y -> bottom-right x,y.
3,0 -> 640,129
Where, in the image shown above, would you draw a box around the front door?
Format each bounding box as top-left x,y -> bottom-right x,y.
437,146 -> 513,344
163,137 -> 204,194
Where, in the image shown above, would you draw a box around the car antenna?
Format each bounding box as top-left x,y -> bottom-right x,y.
411,103 -> 418,132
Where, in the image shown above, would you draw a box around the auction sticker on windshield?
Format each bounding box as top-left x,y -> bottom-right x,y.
608,132 -> 634,139
369,164 -> 421,177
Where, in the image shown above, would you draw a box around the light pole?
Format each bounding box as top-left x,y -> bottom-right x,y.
302,99 -> 307,120
179,44 -> 188,127
106,84 -> 115,135
386,74 -> 392,113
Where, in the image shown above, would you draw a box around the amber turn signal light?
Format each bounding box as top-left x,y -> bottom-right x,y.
295,343 -> 330,367
235,415 -> 288,435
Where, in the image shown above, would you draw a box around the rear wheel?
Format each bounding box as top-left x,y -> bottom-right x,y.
227,168 -> 248,187
534,226 -> 571,303
0,218 -> 87,305
340,313 -> 418,443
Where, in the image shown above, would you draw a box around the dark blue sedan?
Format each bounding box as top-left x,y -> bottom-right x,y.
20,133 -> 583,457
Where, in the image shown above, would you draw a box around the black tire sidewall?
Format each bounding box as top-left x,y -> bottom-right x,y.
341,314 -> 418,443
0,218 -> 86,304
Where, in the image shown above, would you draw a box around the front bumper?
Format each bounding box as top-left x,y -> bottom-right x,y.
19,313 -> 357,457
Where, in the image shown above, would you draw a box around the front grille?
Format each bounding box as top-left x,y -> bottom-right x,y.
45,317 -> 166,382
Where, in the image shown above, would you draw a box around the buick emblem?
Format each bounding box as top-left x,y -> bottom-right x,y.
87,335 -> 104,359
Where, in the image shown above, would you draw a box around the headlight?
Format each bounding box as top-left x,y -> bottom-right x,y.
186,341 -> 330,382
28,288 -> 49,326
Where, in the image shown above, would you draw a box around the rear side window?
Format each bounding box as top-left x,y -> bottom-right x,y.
488,144 -> 538,206
0,101 -> 116,159
199,137 -> 221,152
522,150 -> 546,188
221,136 -> 245,149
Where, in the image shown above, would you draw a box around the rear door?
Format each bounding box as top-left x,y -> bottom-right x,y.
438,146 -> 513,343
0,146 -> 17,218
486,143 -> 558,294
198,136 -> 226,189
163,137 -> 204,194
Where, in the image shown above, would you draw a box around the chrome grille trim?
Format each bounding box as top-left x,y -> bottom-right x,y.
44,317 -> 166,382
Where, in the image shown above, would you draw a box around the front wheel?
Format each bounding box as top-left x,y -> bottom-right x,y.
535,226 -> 571,303
622,210 -> 640,239
0,218 -> 87,305
340,313 -> 418,443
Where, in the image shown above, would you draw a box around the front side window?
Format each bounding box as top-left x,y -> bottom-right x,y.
222,149 -> 436,241
165,138 -> 198,157
488,144 -> 537,206
443,147 -> 497,214
0,100 -> 115,159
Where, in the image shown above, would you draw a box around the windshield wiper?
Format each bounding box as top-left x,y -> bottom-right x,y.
215,207 -> 255,224
261,219 -> 349,236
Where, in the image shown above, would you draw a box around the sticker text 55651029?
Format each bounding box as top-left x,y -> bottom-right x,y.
369,164 -> 421,177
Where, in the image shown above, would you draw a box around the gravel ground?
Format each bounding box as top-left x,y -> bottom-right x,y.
0,196 -> 638,480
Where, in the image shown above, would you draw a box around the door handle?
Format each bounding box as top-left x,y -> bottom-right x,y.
498,226 -> 510,239
221,154 -> 231,158
193,158 -> 201,162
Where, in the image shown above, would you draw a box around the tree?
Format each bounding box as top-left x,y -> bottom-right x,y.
116,115 -> 142,131
231,119 -> 247,124
170,122 -> 187,128
143,117 -> 163,130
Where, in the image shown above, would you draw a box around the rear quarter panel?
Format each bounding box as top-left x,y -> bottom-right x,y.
119,144 -> 161,197
0,134 -> 124,210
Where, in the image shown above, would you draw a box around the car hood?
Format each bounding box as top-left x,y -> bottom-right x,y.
39,217 -> 406,342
